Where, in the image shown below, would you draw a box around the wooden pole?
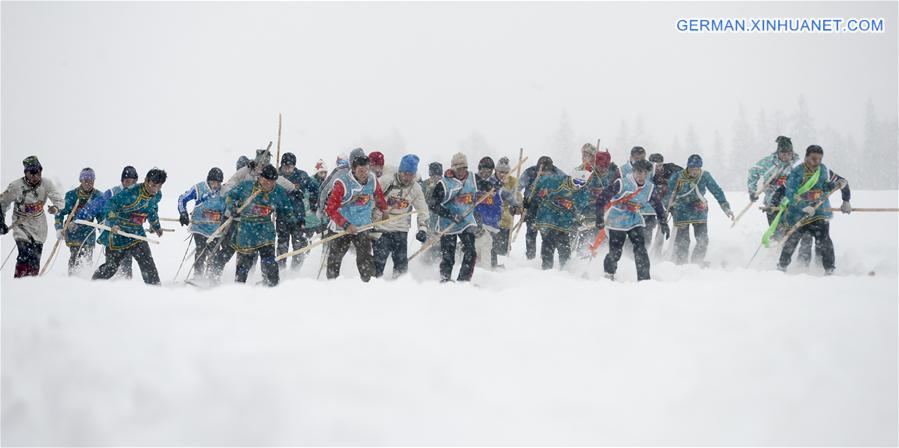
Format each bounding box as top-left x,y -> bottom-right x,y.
72,220 -> 160,244
408,188 -> 496,262
511,164 -> 544,243
40,198 -> 81,276
276,211 -> 419,261
276,113 -> 282,166
732,165 -> 786,227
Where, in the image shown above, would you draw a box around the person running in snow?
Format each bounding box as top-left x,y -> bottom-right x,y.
747,136 -> 812,266
76,165 -> 140,278
324,155 -> 389,282
646,153 -> 682,254
519,156 -> 565,260
54,168 -> 102,275
92,168 -> 167,285
769,145 -> 850,275
492,157 -> 523,267
665,154 -> 733,266
372,154 -> 430,278
431,153 -> 480,283
595,160 -> 669,281
531,170 -> 594,270
473,156 -> 506,269
277,152 -> 319,271
574,148 -> 619,257
419,161 -> 444,263
223,164 -> 296,286
0,156 -> 64,278
177,167 -> 226,277
619,146 -> 662,251
316,148 -> 365,223
303,159 -> 328,237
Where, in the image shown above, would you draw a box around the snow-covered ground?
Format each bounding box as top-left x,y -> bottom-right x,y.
2,190 -> 897,445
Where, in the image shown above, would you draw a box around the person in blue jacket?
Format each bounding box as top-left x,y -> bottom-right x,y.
54,168 -> 103,275
532,170 -> 594,270
277,152 -> 319,271
665,154 -> 733,265
177,167 -> 226,276
77,165 -> 139,278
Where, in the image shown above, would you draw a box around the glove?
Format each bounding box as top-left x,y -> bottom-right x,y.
154,228 -> 164,237
840,201 -> 851,214
724,208 -> 735,220
415,230 -> 427,242
749,192 -> 759,202
0,221 -> 7,235
231,207 -> 241,218
179,211 -> 190,226
659,221 -> 670,240
57,229 -> 65,240
48,206 -> 59,215
802,206 -> 816,216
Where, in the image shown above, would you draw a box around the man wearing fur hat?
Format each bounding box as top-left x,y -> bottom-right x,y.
430,152 -> 480,282
372,154 -> 430,278
54,167 -> 103,275
0,156 -> 64,277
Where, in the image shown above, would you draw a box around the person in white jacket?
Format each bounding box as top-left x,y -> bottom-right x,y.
0,156 -> 64,277
372,154 -> 430,278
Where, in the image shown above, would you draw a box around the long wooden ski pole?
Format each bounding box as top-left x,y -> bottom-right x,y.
775,189 -> 840,248
732,165 -> 785,228
511,165 -> 544,243
0,245 -> 15,271
276,211 -> 420,261
182,189 -> 261,281
40,198 -> 82,276
72,220 -> 160,244
276,113 -> 282,166
408,187 -> 496,262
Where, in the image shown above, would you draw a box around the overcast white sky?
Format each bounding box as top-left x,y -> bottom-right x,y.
2,1 -> 896,192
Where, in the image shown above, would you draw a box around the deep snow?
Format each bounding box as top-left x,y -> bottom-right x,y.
2,190 -> 897,445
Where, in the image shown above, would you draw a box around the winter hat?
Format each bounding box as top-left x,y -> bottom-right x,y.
314,159 -> 328,174
145,168 -> 167,184
648,153 -> 664,164
632,160 -> 653,173
79,168 -> 96,181
805,145 -> 823,156
776,136 -> 793,153
630,146 -> 646,157
399,154 -> 420,173
121,166 -> 139,181
537,156 -> 554,171
349,148 -> 366,164
594,151 -> 611,169
478,156 -> 494,170
368,151 -> 385,167
236,155 -> 250,171
687,154 -> 703,168
451,152 -> 468,169
429,162 -> 443,176
281,152 -> 296,166
207,167 -> 224,182
260,164 -> 279,180
581,143 -> 598,156
22,156 -> 42,171
351,155 -> 370,169
495,157 -> 511,173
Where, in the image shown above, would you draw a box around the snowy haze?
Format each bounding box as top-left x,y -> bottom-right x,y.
2,1 -> 897,190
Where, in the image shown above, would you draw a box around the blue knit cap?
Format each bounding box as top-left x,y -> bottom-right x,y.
687,154 -> 703,168
399,154 -> 420,174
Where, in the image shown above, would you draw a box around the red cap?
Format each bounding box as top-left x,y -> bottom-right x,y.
369,151 -> 385,167
595,151 -> 611,169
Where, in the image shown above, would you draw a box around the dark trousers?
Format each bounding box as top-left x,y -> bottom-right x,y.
207,225 -> 237,280
373,231 -> 409,278
440,231 -> 476,281
778,220 -> 835,271
673,223 -> 709,265
604,227 -> 651,281
525,220 -> 539,260
492,228 -> 510,264
767,211 -> 814,266
14,240 -> 43,278
540,229 -> 572,270
93,243 -> 160,285
235,244 -> 279,286
276,219 -> 308,270
191,234 -> 214,276
326,231 -> 375,282
642,215 -> 658,249
67,242 -> 94,275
